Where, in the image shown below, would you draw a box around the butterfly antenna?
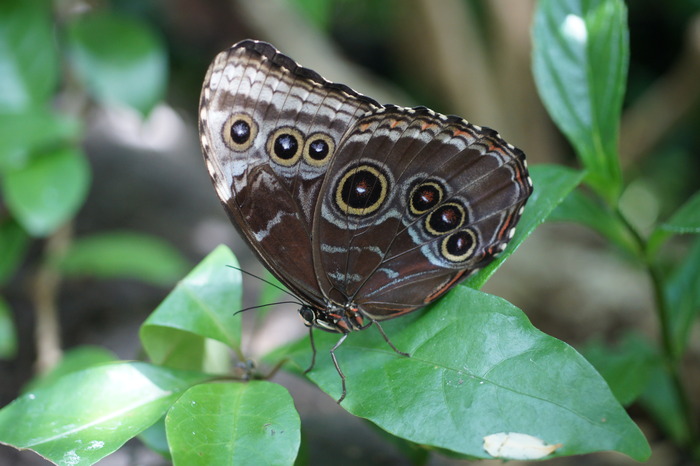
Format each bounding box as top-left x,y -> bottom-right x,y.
233,301 -> 304,316
225,264 -> 299,300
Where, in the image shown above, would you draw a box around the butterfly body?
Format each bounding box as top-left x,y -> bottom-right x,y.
199,40 -> 532,399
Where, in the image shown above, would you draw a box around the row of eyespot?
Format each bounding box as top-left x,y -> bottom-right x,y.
223,114 -> 479,263
223,114 -> 335,167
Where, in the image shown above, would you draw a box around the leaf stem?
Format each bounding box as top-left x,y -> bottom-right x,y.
614,207 -> 699,453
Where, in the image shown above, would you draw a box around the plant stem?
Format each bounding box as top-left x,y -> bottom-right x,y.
33,222 -> 73,374
615,207 -> 699,453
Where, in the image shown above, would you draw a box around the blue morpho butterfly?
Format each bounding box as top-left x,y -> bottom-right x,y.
199,40 -> 532,402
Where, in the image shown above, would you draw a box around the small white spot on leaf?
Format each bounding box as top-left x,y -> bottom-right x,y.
562,14 -> 587,44
86,440 -> 104,451
483,432 -> 562,460
62,450 -> 81,465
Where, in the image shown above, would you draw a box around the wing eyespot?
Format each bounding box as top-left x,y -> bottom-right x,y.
222,113 -> 257,151
441,229 -> 477,263
334,164 -> 389,216
408,180 -> 444,215
303,132 -> 335,167
267,127 -> 304,166
424,202 -> 467,236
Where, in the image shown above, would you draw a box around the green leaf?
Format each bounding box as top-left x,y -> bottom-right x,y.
0,296 -> 17,359
664,236 -> 700,357
659,190 -> 700,234
0,362 -> 211,465
549,187 -> 638,255
0,218 -> 29,285
639,364 -> 688,446
0,0 -> 59,110
141,245 -> 242,371
532,0 -> 628,203
22,346 -> 118,393
280,287 -> 650,460
581,332 -> 657,406
465,164 -> 583,289
139,416 -> 170,459
166,382 -> 300,465
65,13 -> 167,114
0,109 -> 82,173
2,147 -> 90,237
56,232 -> 189,286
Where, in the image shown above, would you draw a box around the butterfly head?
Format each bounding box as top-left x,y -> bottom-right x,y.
299,303 -> 371,334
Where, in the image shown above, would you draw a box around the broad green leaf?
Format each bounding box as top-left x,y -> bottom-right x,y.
139,416 -> 170,459
65,13 -> 167,114
465,164 -> 583,289
0,110 -> 81,173
56,232 -> 189,286
581,332 -> 657,406
549,188 -> 638,256
664,236 -> 700,357
0,362 -> 211,465
639,364 -> 688,446
2,147 -> 90,237
0,218 -> 28,285
0,0 -> 59,110
22,346 -> 117,393
0,297 -> 17,359
166,382 -> 300,465
279,287 -> 650,460
659,190 -> 700,234
532,0 -> 628,203
141,245 -> 242,371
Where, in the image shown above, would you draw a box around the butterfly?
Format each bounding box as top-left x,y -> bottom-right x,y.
198,39 -> 532,402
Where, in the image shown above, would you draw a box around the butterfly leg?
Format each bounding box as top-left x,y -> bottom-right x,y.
303,326 -> 317,374
330,333 -> 349,403
374,320 -> 410,357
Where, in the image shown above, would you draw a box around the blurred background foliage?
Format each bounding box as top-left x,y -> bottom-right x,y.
1,0 -> 699,464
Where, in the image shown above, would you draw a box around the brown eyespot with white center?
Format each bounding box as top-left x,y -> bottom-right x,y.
425,202 -> 466,236
303,132 -> 335,166
267,127 -> 304,166
222,113 -> 257,151
335,164 -> 389,216
441,228 -> 477,263
409,180 -> 444,215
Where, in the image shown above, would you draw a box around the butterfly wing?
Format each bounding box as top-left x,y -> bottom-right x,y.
199,40 -> 379,304
313,106 -> 532,319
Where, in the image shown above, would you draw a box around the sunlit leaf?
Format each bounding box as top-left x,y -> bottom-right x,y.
0,362 -> 210,465
277,287 -> 650,460
532,0 -> 628,202
22,346 -> 117,393
141,245 -> 242,371
166,382 -> 300,465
